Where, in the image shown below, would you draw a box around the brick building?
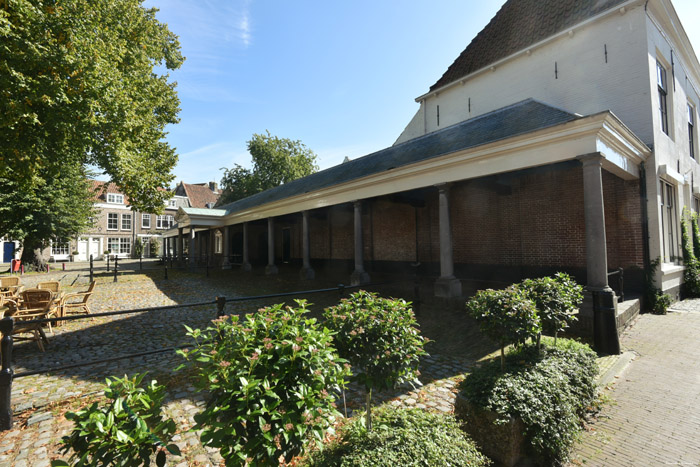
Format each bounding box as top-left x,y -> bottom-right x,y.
164,0 -> 699,343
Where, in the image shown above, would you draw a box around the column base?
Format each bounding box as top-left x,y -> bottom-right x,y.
241,262 -> 252,272
265,264 -> 279,275
350,269 -> 370,286
590,288 -> 620,355
434,275 -> 462,299
221,258 -> 232,270
299,266 -> 315,280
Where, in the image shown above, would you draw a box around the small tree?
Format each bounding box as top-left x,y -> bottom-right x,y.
692,212 -> 700,259
466,286 -> 540,370
149,237 -> 160,258
133,238 -> 144,259
681,209 -> 700,297
180,301 -> 350,465
53,374 -> 179,467
520,273 -> 583,347
323,291 -> 428,430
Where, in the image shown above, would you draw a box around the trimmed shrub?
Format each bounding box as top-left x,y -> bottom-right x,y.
645,258 -> 672,314
180,300 -> 350,465
53,374 -> 179,467
466,286 -> 540,369
461,339 -> 598,465
323,291 -> 428,430
304,407 -> 490,467
520,273 -> 583,345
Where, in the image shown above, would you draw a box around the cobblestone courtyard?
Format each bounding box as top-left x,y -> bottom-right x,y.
1,262 -> 699,466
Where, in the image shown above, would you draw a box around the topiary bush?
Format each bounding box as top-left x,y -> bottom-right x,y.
179,300 -> 350,465
645,258 -> 672,314
323,291 -> 428,430
466,286 -> 540,369
304,407 -> 490,467
53,373 -> 179,467
460,338 -> 598,465
520,273 -> 583,346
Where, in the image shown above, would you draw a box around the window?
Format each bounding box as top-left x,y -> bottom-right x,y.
107,193 -> 124,204
694,196 -> 700,214
51,239 -> 70,256
121,213 -> 132,231
156,215 -> 174,229
660,180 -> 680,263
657,61 -> 669,135
689,104 -> 696,159
167,199 -> 177,208
108,237 -> 131,255
107,213 -> 118,230
142,214 -> 151,229
215,230 -> 223,254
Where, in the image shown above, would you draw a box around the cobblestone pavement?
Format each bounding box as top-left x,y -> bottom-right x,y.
0,264 -> 487,466
570,301 -> 700,466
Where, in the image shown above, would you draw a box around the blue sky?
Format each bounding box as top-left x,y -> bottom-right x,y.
145,0 -> 700,186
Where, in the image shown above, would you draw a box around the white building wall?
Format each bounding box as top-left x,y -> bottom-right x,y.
396,5 -> 653,146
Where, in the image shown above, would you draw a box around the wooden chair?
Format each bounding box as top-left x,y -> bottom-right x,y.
61,281 -> 96,318
0,277 -> 22,299
12,289 -> 54,352
37,280 -> 61,296
20,288 -> 58,335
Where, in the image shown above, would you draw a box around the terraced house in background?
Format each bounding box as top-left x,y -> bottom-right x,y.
165,0 -> 698,346
49,181 -> 219,262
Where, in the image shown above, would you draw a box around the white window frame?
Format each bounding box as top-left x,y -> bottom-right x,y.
215,230 -> 223,254
142,213 -> 151,229
121,213 -> 132,231
660,180 -> 680,264
657,61 -> 669,136
107,237 -> 131,255
107,193 -> 124,204
156,215 -> 174,230
167,199 -> 177,208
107,213 -> 119,231
51,239 -> 70,256
689,103 -> 697,160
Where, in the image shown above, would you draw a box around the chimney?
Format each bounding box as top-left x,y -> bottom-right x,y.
209,181 -> 218,193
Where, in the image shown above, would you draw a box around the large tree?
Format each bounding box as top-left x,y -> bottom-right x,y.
217,131 -> 319,205
0,0 -> 183,268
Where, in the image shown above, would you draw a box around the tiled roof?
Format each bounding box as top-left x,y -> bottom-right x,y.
220,99 -> 578,215
430,0 -> 628,91
89,180 -> 129,204
181,183 -> 221,209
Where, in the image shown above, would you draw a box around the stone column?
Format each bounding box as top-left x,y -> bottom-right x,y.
350,201 -> 370,285
189,228 -> 196,268
434,184 -> 462,298
162,237 -> 167,259
177,228 -> 183,262
579,153 -> 619,355
222,226 -> 231,269
241,223 -> 252,271
300,210 -> 315,280
266,218 -> 278,275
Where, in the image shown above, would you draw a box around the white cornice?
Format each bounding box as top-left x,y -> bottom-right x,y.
415,0 -> 643,102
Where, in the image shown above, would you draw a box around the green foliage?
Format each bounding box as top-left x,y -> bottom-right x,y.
461,339 -> 598,465
323,291 -> 428,428
520,273 -> 583,341
645,258 -> 672,314
681,209 -> 696,264
1,0 -> 183,258
304,407 -> 490,467
133,238 -> 144,259
149,237 -> 160,258
692,212 -> 700,259
180,301 -> 350,465
54,374 -> 179,467
681,209 -> 700,297
218,131 -> 319,205
466,286 -> 540,367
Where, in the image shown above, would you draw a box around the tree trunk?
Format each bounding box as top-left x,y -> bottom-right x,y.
20,237 -> 48,272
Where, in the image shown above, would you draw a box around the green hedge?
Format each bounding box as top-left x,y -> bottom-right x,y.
305,407 -> 489,467
461,338 -> 598,465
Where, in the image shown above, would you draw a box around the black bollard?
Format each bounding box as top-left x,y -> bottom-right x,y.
216,296 -> 226,317
206,256 -> 210,278
139,255 -> 142,271
338,283 -> 345,300
0,318 -> 15,430
106,255 -> 110,272
164,264 -> 168,280
89,255 -> 94,283
113,256 -> 118,282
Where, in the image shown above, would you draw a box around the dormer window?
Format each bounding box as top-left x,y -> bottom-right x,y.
657,61 -> 669,135
166,199 -> 177,208
107,193 -> 124,204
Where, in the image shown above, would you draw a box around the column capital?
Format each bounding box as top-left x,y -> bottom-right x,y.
435,182 -> 452,194
577,152 -> 604,167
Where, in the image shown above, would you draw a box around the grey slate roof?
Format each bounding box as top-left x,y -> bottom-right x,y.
219,99 -> 578,215
430,0 -> 628,91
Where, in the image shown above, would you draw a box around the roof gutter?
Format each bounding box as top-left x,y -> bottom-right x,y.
415,0 -> 642,102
